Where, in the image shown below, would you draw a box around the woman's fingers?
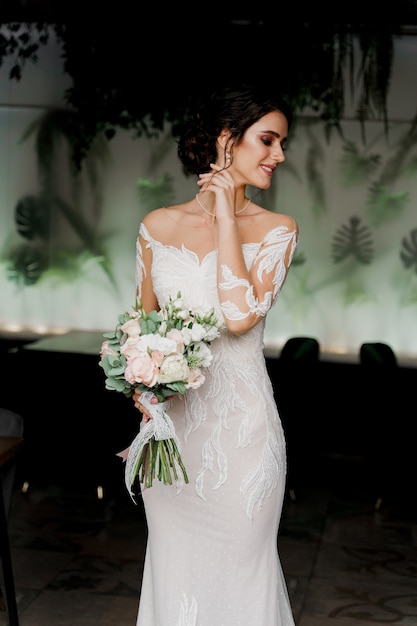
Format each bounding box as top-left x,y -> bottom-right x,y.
198,163 -> 232,184
132,390 -> 163,421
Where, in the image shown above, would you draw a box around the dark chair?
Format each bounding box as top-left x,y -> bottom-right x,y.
0,409 -> 24,624
0,411 -> 24,519
279,336 -> 320,364
359,342 -> 399,510
273,337 -> 320,501
0,435 -> 23,626
360,342 -> 398,368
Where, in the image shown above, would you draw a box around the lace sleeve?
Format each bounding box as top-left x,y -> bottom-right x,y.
135,223 -> 152,299
219,225 -> 298,321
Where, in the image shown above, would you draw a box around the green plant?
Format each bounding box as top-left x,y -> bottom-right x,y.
0,19 -> 412,171
331,216 -> 374,265
2,107 -> 116,287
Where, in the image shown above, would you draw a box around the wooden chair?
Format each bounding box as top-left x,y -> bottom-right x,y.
0,436 -> 23,626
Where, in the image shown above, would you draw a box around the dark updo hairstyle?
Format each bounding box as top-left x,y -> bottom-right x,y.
177,83 -> 292,177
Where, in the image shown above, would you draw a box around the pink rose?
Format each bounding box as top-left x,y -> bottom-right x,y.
125,354 -> 159,387
120,336 -> 143,359
166,328 -> 185,354
151,350 -> 164,368
121,317 -> 141,337
100,340 -> 118,357
186,368 -> 206,390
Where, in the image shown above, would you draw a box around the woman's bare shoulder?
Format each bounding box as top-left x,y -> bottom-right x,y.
245,204 -> 299,240
141,207 -> 167,227
140,206 -> 175,236
142,201 -> 193,223
268,209 -> 298,231
140,203 -> 193,244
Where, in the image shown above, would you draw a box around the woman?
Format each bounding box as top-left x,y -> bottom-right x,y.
133,83 -> 298,625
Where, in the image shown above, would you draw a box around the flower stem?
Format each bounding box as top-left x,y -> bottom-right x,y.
131,436 -> 189,489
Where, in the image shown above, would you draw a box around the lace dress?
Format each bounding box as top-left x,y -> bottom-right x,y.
135,222 -> 297,626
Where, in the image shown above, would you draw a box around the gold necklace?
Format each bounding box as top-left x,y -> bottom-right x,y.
195,193 -> 251,217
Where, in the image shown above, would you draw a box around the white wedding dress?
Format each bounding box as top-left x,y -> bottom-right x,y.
134,222 -> 297,626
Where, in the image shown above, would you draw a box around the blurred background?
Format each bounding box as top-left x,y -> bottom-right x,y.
1,13 -> 416,624
0,12 -> 417,365
0,8 -> 416,490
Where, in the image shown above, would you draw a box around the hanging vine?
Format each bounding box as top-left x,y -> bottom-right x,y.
0,19 -> 413,170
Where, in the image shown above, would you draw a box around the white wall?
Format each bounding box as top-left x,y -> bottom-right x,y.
1,28 -> 416,366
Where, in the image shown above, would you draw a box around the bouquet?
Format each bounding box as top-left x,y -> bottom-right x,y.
99,292 -> 222,495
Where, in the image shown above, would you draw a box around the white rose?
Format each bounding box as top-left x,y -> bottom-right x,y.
171,298 -> 189,320
172,297 -> 186,310
189,322 -> 207,342
158,354 -> 190,384
181,327 -> 192,346
202,325 -> 221,342
191,342 -> 213,368
138,333 -> 178,355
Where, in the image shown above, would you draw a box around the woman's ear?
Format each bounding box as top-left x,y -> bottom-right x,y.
218,129 -> 232,150
217,130 -> 234,167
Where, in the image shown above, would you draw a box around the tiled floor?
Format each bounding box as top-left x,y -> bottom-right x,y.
1,453 -> 417,626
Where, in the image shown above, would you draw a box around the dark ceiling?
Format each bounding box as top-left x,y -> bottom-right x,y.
2,1 -> 417,30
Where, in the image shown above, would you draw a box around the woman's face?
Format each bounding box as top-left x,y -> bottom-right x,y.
229,110 -> 289,190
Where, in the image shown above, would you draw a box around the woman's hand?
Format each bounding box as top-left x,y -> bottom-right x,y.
132,390 -> 175,422
197,163 -> 237,218
133,390 -> 157,422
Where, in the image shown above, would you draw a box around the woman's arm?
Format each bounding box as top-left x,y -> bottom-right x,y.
216,217 -> 299,335
136,224 -> 159,313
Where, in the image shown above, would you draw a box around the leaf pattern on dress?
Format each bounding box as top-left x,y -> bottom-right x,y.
219,226 -> 297,319
255,226 -> 298,299
241,427 -> 286,521
196,422 -> 228,496
178,592 -> 198,626
137,223 -> 291,518
135,219 -> 297,625
183,390 -> 208,441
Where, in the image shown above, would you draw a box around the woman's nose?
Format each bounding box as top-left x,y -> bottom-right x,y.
271,144 -> 286,162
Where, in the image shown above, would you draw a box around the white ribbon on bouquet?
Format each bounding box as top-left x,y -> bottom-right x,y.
124,391 -> 179,498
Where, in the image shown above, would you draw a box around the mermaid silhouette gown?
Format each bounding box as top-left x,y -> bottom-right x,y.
134,222 -> 298,626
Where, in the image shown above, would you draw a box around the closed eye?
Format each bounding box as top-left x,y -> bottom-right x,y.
261,136 -> 288,152
261,136 -> 274,147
